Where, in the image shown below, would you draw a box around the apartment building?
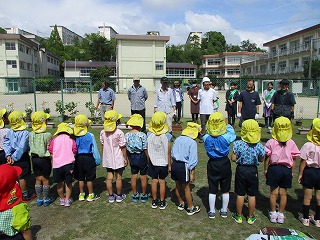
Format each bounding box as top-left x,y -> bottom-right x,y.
98,25 -> 118,40
242,24 -> 320,79
50,25 -> 84,45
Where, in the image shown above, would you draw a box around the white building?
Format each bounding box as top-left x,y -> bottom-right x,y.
50,25 -> 84,45
98,25 -> 118,40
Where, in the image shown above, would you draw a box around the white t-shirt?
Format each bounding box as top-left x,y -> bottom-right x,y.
197,88 -> 218,114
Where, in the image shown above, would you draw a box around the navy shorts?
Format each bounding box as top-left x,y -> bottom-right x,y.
128,152 -> 148,175
207,156 -> 231,194
171,159 -> 190,183
301,167 -> 320,190
106,167 -> 125,174
32,155 -> 52,177
53,163 -> 74,184
266,164 -> 292,188
235,165 -> 258,196
148,162 -> 168,180
74,154 -> 96,181
0,150 -> 6,165
13,152 -> 31,180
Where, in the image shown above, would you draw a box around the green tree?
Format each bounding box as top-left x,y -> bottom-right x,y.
45,25 -> 65,61
166,44 -> 185,62
183,43 -> 202,66
85,33 -> 116,61
227,44 -> 241,52
304,59 -> 320,79
0,27 -> 6,34
35,76 -> 57,92
201,31 -> 227,54
90,66 -> 115,91
240,39 -> 266,52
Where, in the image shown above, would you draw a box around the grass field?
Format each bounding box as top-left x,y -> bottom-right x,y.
27,118 -> 320,240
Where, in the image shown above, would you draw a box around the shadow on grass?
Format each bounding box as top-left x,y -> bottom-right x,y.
169,183 -> 195,206
31,225 -> 41,239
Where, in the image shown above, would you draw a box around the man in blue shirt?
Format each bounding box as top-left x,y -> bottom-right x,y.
95,81 -> 116,121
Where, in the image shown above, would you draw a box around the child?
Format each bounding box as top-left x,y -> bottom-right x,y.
125,114 -> 149,203
3,111 -> 36,202
231,119 -> 265,224
49,123 -> 77,207
0,108 -> 9,165
298,118 -> 320,227
100,110 -> 127,203
203,112 -> 236,219
171,122 -> 202,215
29,111 -> 54,206
74,114 -> 101,202
265,116 -> 300,224
147,112 -> 172,209
0,164 -> 32,240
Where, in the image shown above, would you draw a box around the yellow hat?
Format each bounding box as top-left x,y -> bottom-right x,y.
74,114 -> 91,136
241,119 -> 261,144
307,118 -> 320,146
148,112 -> 168,136
182,122 -> 201,139
127,114 -> 143,128
54,122 -> 73,136
206,112 -> 226,136
8,111 -> 27,131
0,109 -> 7,129
31,111 -> 50,133
272,116 -> 292,142
103,110 -> 122,132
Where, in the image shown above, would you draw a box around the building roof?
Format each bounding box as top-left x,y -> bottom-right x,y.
203,51 -> 266,58
65,61 -> 116,68
0,33 -> 39,48
167,62 -> 197,69
98,25 -> 118,34
115,34 -> 170,41
263,23 -> 320,46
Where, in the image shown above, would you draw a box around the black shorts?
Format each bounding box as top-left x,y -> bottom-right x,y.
235,165 -> 258,196
32,155 -> 52,177
74,154 -> 96,181
207,156 -> 231,194
266,164 -> 292,189
0,150 -> 6,165
53,163 -> 74,184
106,167 -> 125,173
148,162 -> 168,180
301,167 -> 320,190
13,152 -> 31,180
171,159 -> 190,183
129,152 -> 148,175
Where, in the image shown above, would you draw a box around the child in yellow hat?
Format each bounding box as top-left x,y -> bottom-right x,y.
171,122 -> 201,215
100,110 -> 127,203
74,114 -> 101,202
0,108 -> 9,165
203,112 -> 236,219
29,111 -> 54,206
125,114 -> 149,203
49,123 -> 77,207
298,118 -> 320,227
264,116 -> 300,224
3,111 -> 36,202
147,112 -> 172,209
231,119 -> 265,224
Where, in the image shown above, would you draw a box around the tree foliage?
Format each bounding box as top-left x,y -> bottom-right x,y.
240,39 -> 266,52
201,31 -> 227,54
90,66 -> 115,91
303,59 -> 320,79
0,27 -> 6,34
45,25 -> 65,61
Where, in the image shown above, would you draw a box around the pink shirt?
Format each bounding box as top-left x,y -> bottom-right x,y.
265,139 -> 300,168
49,134 -> 77,168
300,142 -> 320,168
100,129 -> 126,169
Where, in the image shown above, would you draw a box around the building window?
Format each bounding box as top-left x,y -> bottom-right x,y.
35,64 -> 38,73
166,68 -> 195,77
226,57 -> 241,64
155,61 -> 164,70
207,69 -> 221,75
5,42 -> 16,50
26,47 -> 31,55
207,58 -> 221,65
227,68 -> 240,76
19,43 -> 25,52
80,67 -> 96,76
20,61 -> 26,70
270,63 -> 276,73
27,63 -> 32,71
279,43 -> 287,55
279,61 -> 286,73
7,60 -> 17,68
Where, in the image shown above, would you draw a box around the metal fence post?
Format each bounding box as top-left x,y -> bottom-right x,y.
318,79 -> 320,118
90,78 -> 93,103
33,77 -> 37,111
61,78 -> 64,113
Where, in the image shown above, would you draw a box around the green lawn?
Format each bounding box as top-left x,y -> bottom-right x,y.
29,119 -> 319,240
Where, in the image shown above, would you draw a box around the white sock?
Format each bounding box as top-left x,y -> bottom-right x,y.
209,193 -> 216,213
221,193 -> 229,212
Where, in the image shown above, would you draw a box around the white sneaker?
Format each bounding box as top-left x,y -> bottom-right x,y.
310,215 -> 320,228
298,214 -> 310,226
277,212 -> 285,224
269,211 -> 278,223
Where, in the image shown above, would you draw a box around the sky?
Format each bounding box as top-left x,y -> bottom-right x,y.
1,0 -> 320,49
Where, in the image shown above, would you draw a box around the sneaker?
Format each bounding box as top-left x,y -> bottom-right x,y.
36,199 -> 43,206
177,202 -> 186,211
269,211 -> 278,223
310,215 -> 320,228
116,193 -> 126,203
277,213 -> 285,224
232,213 -> 243,223
22,193 -> 37,202
186,205 -> 201,216
86,193 -> 101,202
59,198 -> 65,206
140,193 -> 148,203
299,214 -> 310,227
208,211 -> 216,219
132,192 -> 140,203
43,197 -> 55,207
199,139 -> 204,143
78,192 -> 85,201
151,199 -> 158,209
219,210 -> 228,218
64,198 -> 73,207
159,200 -> 167,210
109,194 -> 116,203
247,215 -> 257,225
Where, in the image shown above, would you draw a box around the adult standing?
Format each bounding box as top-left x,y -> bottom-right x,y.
188,80 -> 200,123
198,77 -> 218,142
237,79 -> 261,127
173,81 -> 183,124
225,82 -> 239,127
127,77 -> 148,132
95,80 -> 116,122
262,82 -> 275,128
271,79 -> 296,121
154,77 -> 176,133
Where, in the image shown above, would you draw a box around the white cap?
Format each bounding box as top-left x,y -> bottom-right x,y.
202,77 -> 210,83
